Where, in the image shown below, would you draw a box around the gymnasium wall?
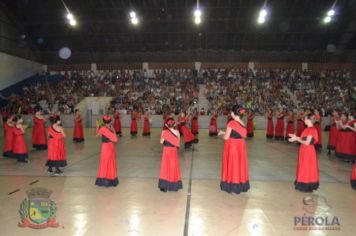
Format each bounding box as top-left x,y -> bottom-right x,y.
44,62 -> 353,71
0,52 -> 44,90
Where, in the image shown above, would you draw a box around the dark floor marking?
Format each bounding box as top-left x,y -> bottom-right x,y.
29,180 -> 39,185
183,145 -> 195,236
8,189 -> 20,195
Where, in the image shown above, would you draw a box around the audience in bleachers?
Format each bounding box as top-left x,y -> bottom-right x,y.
1,68 -> 354,116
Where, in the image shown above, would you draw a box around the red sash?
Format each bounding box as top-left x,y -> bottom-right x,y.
228,120 -> 247,138
99,126 -> 117,142
162,129 -> 180,147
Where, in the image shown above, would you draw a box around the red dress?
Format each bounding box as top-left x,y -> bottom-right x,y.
73,115 -> 84,142
295,127 -> 319,192
114,113 -> 122,135
209,115 -> 218,136
314,115 -> 322,149
266,115 -> 274,139
3,123 -> 14,157
220,120 -> 249,194
246,114 -> 254,137
158,129 -> 182,191
351,162 -> 356,190
275,112 -> 284,140
191,115 -> 199,135
327,118 -> 338,151
285,115 -> 295,140
130,115 -> 138,135
162,115 -> 169,130
335,121 -> 356,160
143,117 -> 150,136
297,118 -> 305,137
179,117 -> 198,148
12,127 -> 28,162
95,126 -> 119,187
46,125 -> 67,167
32,116 -> 47,149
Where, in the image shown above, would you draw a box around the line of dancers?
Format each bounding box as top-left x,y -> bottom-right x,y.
2,106 -> 355,192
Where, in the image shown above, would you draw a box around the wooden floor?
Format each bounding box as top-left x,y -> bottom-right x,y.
0,128 -> 355,236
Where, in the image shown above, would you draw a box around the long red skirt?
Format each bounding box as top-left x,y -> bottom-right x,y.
247,120 -> 254,137
13,134 -> 28,162
32,124 -> 47,149
297,120 -> 305,137
181,125 -> 198,148
327,124 -> 338,150
95,142 -> 118,187
158,146 -> 182,191
46,138 -> 67,167
351,162 -> 356,190
191,118 -> 199,135
209,119 -> 218,136
335,130 -> 356,160
285,122 -> 295,140
314,122 -> 322,149
143,119 -> 150,136
73,121 -> 84,142
130,119 -> 138,135
275,119 -> 284,140
3,124 -> 13,157
220,139 -> 249,194
266,119 -> 274,139
295,144 -> 319,192
114,118 -> 122,135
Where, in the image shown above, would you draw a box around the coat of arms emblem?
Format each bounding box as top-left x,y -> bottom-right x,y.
18,188 -> 59,229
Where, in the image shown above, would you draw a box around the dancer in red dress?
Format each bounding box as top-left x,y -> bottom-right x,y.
275,108 -> 285,140
142,112 -> 150,136
288,114 -> 319,192
327,111 -> 339,155
158,118 -> 182,192
46,114 -> 67,175
344,120 -> 356,189
218,105 -> 249,194
73,109 -> 84,142
12,116 -> 29,163
265,109 -> 274,139
178,111 -> 198,149
190,111 -> 199,135
351,162 -> 356,190
209,112 -> 218,136
3,116 -> 14,158
296,109 -> 305,137
130,110 -> 138,136
313,109 -> 322,151
246,111 -> 255,138
191,111 -> 199,135
95,115 -> 119,187
162,113 -> 169,130
285,110 -> 295,140
32,109 -> 47,150
113,109 -> 122,136
335,114 -> 356,161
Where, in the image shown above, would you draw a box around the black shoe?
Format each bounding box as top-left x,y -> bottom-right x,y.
47,168 -> 53,174
327,150 -> 331,155
55,169 -> 63,174
160,188 -> 167,192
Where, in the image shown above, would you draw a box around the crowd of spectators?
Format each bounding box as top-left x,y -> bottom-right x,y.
0,68 -> 354,117
203,69 -> 295,115
1,69 -> 199,116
